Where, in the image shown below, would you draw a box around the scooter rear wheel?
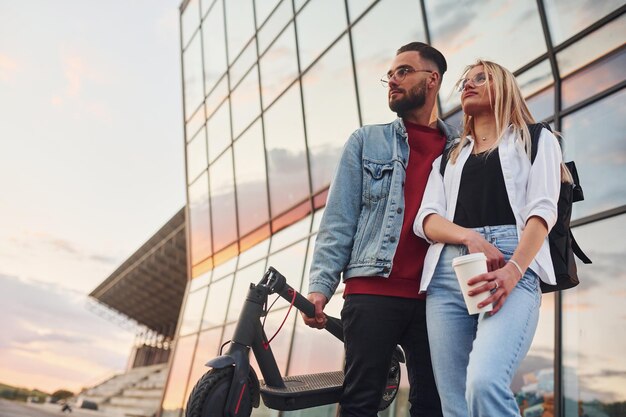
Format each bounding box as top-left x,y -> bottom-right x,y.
185,368 -> 256,417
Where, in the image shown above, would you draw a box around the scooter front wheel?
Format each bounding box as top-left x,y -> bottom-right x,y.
185,368 -> 256,417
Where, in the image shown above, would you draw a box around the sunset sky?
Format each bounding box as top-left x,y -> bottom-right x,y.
0,0 -> 185,393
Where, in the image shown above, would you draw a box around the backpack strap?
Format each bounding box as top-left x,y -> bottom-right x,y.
439,145 -> 452,177
528,122 -> 552,164
571,233 -> 592,264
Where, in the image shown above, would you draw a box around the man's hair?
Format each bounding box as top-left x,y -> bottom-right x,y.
396,42 -> 447,80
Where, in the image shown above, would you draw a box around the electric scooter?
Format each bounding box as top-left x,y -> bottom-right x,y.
185,266 -> 405,417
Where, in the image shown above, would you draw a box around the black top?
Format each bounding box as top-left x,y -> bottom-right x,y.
453,149 -> 516,228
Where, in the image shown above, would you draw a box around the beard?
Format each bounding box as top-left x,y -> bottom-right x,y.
389,79 -> 427,116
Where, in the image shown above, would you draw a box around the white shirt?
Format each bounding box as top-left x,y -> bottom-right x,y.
413,126 -> 562,292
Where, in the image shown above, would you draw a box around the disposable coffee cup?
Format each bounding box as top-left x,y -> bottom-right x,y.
452,253 -> 493,315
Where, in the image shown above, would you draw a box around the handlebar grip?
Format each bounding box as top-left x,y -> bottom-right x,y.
324,315 -> 344,341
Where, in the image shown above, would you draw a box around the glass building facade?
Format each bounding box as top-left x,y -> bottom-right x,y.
161,1 -> 626,416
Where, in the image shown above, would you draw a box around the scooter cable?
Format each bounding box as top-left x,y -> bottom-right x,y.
262,288 -> 297,349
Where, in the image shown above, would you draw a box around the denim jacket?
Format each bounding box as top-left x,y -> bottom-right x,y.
308,118 -> 459,300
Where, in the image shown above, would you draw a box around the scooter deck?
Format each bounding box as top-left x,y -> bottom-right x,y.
259,371 -> 344,411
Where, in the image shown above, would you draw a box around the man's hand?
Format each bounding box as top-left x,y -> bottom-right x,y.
301,292 -> 328,329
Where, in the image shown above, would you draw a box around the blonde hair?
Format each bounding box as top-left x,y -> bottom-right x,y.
449,59 -> 572,183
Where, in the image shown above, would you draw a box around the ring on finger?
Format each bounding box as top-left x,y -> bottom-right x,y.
493,280 -> 499,290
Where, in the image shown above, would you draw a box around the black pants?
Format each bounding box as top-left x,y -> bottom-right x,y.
340,294 -> 443,417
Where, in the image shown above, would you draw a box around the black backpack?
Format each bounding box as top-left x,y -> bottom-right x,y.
439,123 -> 591,292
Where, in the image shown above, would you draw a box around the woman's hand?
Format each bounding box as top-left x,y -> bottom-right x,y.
463,230 -> 506,272
467,262 -> 522,315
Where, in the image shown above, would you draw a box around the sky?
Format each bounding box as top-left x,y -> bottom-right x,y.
0,0 -> 186,393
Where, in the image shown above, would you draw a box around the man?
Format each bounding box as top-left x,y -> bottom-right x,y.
302,42 -> 457,416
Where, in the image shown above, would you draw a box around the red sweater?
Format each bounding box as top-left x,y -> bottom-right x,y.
344,120 -> 445,299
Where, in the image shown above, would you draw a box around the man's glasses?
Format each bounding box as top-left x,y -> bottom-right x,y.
458,72 -> 488,92
380,67 -> 433,87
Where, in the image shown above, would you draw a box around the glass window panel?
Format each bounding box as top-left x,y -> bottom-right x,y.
200,0 -> 214,19
185,104 -> 205,139
185,327 -> 223,402
266,240 -> 308,309
188,172 -> 212,265
229,40 -> 258,89
181,0 -> 200,49
212,257 -> 238,281
302,36 -> 359,193
296,0 -> 347,70
161,334 -> 197,416
269,215 -> 311,254
183,32 -> 205,117
556,14 -> 625,78
511,293 -> 555,413
189,270 -> 212,292
517,60 -> 554,98
311,208 -> 325,234
234,120 -> 270,236
250,309 -> 295,376
202,274 -> 234,329
287,293 -> 344,376
260,23 -> 299,109
425,0 -> 547,113
230,67 -> 261,139
186,127 -> 208,183
351,0 -> 426,125
526,87 -> 555,123
179,286 -> 209,336
238,239 -> 270,268
205,76 -> 228,119
263,84 -> 310,217
294,0 -> 307,13
347,0 -> 377,22
561,89 -> 626,219
257,0 -> 283,29
225,0 -> 255,65
209,150 -> 238,251
257,0 -> 293,54
227,260 -> 268,322
202,0 -> 228,93
300,235 -> 317,294
543,0 -> 622,45
562,47 -> 626,109
206,100 -> 231,163
563,215 -> 626,411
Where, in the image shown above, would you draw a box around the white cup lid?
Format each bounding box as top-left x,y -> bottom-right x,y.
452,252 -> 487,267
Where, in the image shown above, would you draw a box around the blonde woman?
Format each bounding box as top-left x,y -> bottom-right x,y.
413,60 -> 562,416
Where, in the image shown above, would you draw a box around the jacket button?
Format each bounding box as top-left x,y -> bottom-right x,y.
389,236 -> 397,243
397,207 -> 403,214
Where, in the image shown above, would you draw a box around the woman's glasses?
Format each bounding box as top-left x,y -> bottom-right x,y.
458,72 -> 488,92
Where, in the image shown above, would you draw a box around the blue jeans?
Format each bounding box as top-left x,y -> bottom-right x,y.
426,225 -> 541,417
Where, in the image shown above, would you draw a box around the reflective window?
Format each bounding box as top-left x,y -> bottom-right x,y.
184,327 -> 223,401
347,0 -> 377,22
234,120 -> 270,237
543,0 -> 622,45
161,334 -> 197,417
230,66 -> 261,139
202,274 -> 234,329
302,36 -> 359,193
224,0 -> 255,64
189,270 -> 211,292
212,257 -> 238,282
263,83 -> 310,217
351,0 -> 426,125
256,0 -> 284,29
563,216 -> 626,411
238,239 -> 270,268
260,23 -> 299,109
206,100 -> 231,163
183,32 -> 205,117
205,76 -> 228,119
178,286 -> 209,336
512,293 -> 555,413
296,0 -> 347,70
266,240 -> 309,306
257,0 -> 293,54
561,47 -> 625,109
299,235 -> 317,294
229,39 -> 258,89
250,309 -> 295,376
186,127 -> 208,183
181,0 -> 200,49
209,150 -> 237,252
188,173 -> 211,265
424,0 -> 546,112
185,105 -> 205,141
516,60 -> 554,122
202,0 -> 228,93
227,259 -> 267,323
556,14 -> 625,78
287,293 -> 344,376
561,89 -> 626,219
311,208 -> 325,234
269,215 -> 311,254
526,87 -> 555,123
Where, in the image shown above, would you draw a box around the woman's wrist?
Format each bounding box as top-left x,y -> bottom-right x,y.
508,259 -> 525,278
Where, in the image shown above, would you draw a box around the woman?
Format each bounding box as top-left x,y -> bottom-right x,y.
413,60 -> 563,416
